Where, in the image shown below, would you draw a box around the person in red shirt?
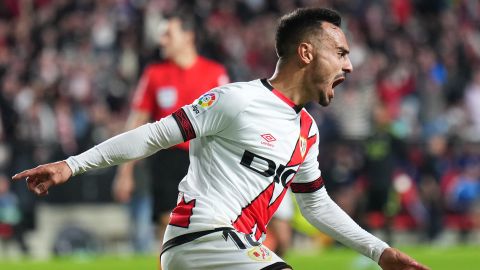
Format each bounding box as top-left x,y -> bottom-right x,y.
112,10 -> 229,249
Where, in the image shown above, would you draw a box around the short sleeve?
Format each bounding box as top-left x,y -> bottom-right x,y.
171,85 -> 249,141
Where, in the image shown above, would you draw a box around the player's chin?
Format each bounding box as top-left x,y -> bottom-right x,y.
318,95 -> 332,106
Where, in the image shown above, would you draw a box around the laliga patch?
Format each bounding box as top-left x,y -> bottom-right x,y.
189,92 -> 218,117
247,246 -> 272,262
198,92 -> 217,108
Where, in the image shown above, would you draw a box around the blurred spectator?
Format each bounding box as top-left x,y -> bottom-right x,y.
419,134 -> 451,241
442,152 -> 480,241
446,155 -> 480,217
0,174 -> 29,255
361,103 -> 406,243
464,69 -> 480,142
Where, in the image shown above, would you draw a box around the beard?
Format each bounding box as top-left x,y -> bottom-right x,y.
318,73 -> 345,106
318,91 -> 331,106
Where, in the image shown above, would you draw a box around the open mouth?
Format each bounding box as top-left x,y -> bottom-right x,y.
332,77 -> 345,88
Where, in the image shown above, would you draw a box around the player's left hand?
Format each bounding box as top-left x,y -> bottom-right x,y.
12,161 -> 72,196
378,247 -> 430,270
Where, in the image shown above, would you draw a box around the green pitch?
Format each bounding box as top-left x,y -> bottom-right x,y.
1,245 -> 477,270
285,245 -> 479,270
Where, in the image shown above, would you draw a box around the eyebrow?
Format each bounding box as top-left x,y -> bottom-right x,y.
337,46 -> 350,54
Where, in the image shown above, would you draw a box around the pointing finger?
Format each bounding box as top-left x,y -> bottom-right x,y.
413,262 -> 430,270
12,167 -> 41,181
407,258 -> 429,270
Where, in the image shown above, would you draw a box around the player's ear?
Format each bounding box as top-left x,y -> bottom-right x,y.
297,42 -> 314,65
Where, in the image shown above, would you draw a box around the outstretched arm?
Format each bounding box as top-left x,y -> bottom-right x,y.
294,186 -> 429,270
12,115 -> 183,195
66,116 -> 182,175
12,161 -> 72,196
112,110 -> 149,203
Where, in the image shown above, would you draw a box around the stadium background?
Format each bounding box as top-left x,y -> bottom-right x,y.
0,0 -> 479,269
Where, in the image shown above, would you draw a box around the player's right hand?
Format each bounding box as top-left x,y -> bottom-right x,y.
112,166 -> 135,203
11,161 -> 72,196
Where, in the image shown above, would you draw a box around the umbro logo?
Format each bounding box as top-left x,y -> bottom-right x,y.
261,134 -> 276,142
261,134 -> 276,147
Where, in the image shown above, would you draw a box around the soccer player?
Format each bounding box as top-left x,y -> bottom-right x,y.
112,10 -> 228,249
12,8 -> 429,270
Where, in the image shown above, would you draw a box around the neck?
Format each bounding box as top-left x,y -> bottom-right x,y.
172,47 -> 198,69
268,58 -> 307,106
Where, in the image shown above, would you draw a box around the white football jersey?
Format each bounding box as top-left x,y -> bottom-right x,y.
65,78 -> 388,263
165,79 -> 323,243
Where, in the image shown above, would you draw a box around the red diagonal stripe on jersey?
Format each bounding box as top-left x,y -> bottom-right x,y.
265,187 -> 289,221
232,182 -> 274,238
232,111 -> 318,240
287,111 -> 317,166
169,195 -> 196,228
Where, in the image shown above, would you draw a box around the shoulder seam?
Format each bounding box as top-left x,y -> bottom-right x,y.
217,86 -> 255,134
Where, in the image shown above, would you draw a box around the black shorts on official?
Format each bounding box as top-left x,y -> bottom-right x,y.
149,147 -> 190,223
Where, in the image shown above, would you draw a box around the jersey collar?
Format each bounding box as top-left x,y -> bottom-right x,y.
260,78 -> 302,113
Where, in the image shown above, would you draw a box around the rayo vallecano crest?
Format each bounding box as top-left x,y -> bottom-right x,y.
299,136 -> 307,158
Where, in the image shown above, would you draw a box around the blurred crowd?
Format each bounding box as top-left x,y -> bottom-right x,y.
1,0 -> 480,254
